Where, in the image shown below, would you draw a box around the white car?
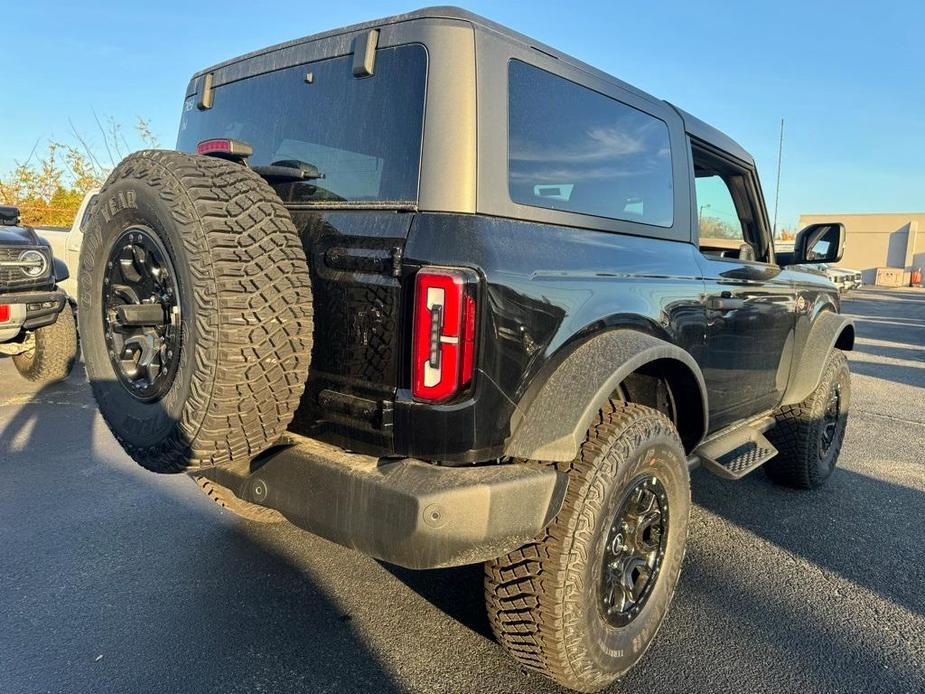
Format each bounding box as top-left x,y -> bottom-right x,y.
826,266 -> 863,292
798,263 -> 863,293
36,190 -> 98,299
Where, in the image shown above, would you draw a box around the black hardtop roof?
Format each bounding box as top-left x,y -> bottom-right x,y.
191,5 -> 754,166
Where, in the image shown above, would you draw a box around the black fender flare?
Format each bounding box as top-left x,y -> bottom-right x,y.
780,311 -> 854,406
505,329 -> 709,461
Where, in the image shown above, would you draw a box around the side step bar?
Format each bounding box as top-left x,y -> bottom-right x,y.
694,413 -> 779,480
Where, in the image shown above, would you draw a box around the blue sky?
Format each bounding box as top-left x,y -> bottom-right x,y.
3,0 -> 923,229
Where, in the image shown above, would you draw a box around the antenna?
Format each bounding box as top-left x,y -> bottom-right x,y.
772,117 -> 784,237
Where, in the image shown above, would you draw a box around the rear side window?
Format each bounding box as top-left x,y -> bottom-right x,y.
508,60 -> 673,227
177,44 -> 427,205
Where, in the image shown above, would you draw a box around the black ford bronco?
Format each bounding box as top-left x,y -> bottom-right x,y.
0,205 -> 77,382
78,8 -> 854,691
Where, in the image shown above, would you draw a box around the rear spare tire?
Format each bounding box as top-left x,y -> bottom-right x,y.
78,150 -> 313,473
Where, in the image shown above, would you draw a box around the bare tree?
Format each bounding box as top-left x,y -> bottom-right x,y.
0,116 -> 160,227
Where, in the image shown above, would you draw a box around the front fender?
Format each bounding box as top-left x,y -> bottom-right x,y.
780,311 -> 854,406
505,329 -> 708,461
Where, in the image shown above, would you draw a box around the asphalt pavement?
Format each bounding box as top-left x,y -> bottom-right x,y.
1,286 -> 923,693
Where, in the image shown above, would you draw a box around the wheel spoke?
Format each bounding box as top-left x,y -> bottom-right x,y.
119,255 -> 143,283
615,577 -> 632,613
110,283 -> 141,305
820,383 -> 841,453
599,476 -> 668,627
629,562 -> 651,600
132,243 -> 147,275
103,228 -> 181,400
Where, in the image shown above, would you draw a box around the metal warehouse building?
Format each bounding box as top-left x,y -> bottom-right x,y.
798,212 -> 924,285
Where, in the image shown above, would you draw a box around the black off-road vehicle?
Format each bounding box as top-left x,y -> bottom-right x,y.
79,8 -> 853,691
0,205 -> 77,382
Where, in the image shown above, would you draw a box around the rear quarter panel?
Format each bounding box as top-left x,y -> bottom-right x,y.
403,214 -> 707,440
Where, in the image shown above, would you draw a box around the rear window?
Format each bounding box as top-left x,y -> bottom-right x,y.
177,44 -> 427,205
508,60 -> 674,227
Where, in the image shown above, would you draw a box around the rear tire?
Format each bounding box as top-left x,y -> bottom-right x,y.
13,306 -> 78,384
765,349 -> 850,489
485,402 -> 690,692
78,150 -> 313,473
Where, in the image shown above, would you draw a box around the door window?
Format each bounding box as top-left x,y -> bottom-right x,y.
695,175 -> 744,244
692,145 -> 769,262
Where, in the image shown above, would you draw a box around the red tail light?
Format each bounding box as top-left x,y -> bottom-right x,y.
0,305 -> 9,323
196,138 -> 253,160
412,268 -> 477,402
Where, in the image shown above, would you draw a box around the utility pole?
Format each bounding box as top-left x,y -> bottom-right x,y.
772,117 -> 784,237
698,203 -> 710,227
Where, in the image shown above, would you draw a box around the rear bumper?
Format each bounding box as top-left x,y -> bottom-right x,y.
0,289 -> 67,341
197,434 -> 568,569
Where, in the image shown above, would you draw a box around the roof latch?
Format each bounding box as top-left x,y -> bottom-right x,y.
197,73 -> 215,111
352,29 -> 379,78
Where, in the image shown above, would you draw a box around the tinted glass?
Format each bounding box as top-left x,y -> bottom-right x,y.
508,60 -> 673,227
177,45 -> 427,204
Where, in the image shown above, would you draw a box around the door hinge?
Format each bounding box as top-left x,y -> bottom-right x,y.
390,245 -> 403,277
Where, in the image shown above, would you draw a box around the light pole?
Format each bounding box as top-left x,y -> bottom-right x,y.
698,203 -> 711,227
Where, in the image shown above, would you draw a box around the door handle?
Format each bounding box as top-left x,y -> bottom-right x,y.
707,296 -> 746,311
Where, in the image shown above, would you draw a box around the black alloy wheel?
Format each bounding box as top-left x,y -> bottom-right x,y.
820,382 -> 841,454
599,475 -> 669,627
102,227 -> 181,401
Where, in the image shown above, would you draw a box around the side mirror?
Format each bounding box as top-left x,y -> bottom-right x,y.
790,222 -> 846,265
0,205 -> 21,226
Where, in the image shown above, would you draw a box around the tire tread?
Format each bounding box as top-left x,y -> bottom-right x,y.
13,305 -> 78,384
765,349 -> 850,489
485,402 -> 688,692
81,150 -> 313,473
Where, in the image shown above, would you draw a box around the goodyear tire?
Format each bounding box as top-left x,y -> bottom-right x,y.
485,402 -> 690,692
13,305 -> 78,384
765,349 -> 851,489
78,150 -> 313,473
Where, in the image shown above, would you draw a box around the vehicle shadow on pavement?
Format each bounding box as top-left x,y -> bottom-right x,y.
693,467 -> 924,618
620,529 -> 925,694
0,366 -> 403,694
379,562 -> 494,639
0,362 -> 94,460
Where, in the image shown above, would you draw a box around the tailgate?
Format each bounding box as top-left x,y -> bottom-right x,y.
288,209 -> 413,453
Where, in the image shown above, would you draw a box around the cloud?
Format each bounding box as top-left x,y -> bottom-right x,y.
509,119 -> 666,164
